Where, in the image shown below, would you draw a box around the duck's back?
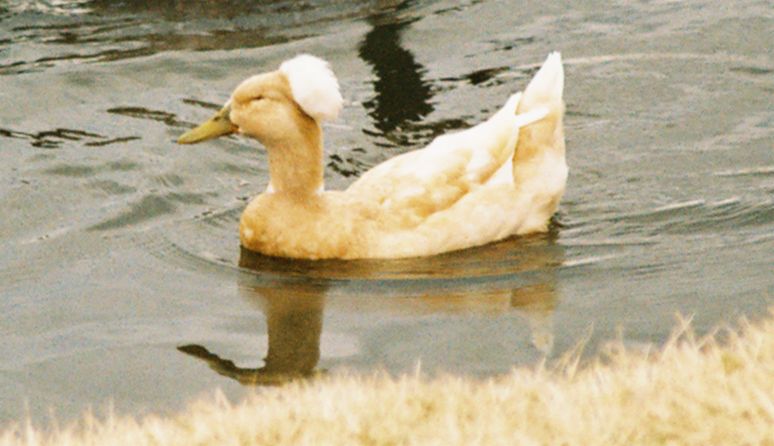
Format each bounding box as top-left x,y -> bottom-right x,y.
347,93 -> 526,229
353,53 -> 566,258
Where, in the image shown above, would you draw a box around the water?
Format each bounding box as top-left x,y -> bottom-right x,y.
1,0 -> 772,423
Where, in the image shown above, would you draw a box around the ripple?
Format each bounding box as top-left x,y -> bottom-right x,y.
88,195 -> 177,231
43,164 -> 97,177
131,230 -> 239,278
572,198 -> 774,239
0,126 -> 139,149
4,0 -> 92,16
87,180 -> 136,195
715,166 -> 774,178
129,210 -> 565,295
84,136 -> 140,147
239,238 -> 564,298
152,173 -> 185,188
43,160 -> 141,177
516,52 -> 773,71
106,107 -> 188,127
166,192 -> 210,206
560,237 -> 657,248
730,66 -> 774,76
363,117 -> 472,151
0,232 -> 111,290
194,206 -> 242,229
181,98 -> 221,111
1,2 -> 425,76
560,254 -> 620,268
664,200 -> 774,234
327,153 -> 372,178
440,66 -> 510,87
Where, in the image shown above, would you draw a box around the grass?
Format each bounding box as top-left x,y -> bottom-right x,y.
2,309 -> 773,446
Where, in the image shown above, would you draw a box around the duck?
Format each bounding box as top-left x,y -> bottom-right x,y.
178,52 -> 566,260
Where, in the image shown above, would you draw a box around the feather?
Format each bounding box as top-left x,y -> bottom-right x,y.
279,54 -> 343,122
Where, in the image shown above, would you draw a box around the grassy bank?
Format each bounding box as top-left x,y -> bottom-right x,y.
3,310 -> 773,446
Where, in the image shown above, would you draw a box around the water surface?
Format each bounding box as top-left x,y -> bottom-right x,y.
1,0 -> 772,423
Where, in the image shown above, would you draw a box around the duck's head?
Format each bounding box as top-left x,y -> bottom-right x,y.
178,55 -> 343,146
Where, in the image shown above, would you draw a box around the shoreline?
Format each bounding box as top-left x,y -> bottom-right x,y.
3,308 -> 773,446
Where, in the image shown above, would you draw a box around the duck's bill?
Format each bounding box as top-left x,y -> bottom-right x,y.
177,104 -> 237,144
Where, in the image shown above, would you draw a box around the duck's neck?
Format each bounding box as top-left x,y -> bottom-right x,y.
265,126 -> 324,198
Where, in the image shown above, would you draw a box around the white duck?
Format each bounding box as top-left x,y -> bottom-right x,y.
178,53 -> 566,259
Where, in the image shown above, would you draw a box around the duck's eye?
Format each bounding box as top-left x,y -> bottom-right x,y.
251,95 -> 264,102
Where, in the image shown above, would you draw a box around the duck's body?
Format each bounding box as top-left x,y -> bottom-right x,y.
179,53 -> 566,259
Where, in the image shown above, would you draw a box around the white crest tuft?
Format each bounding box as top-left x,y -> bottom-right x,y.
279,54 -> 343,122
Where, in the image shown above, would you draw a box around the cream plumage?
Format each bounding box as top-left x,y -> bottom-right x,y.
178,53 -> 566,259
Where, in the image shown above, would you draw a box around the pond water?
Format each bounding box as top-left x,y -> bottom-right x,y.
1,0 -> 772,424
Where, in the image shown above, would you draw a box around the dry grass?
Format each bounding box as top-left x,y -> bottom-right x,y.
3,311 -> 774,446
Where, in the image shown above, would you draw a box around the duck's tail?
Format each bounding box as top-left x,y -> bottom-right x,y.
512,52 -> 565,170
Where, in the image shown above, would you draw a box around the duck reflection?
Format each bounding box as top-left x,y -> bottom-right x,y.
179,233 -> 563,386
179,283 -> 326,385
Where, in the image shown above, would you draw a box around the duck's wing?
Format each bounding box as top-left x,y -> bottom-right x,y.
347,93 -> 548,228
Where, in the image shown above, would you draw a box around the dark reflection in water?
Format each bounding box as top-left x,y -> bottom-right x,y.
179,235 -> 563,386
179,283 -> 326,386
355,2 -> 474,152
0,1 -> 425,75
3,0 -> 375,21
107,106 -> 190,127
0,105 -> 195,150
0,26 -> 289,75
358,1 -> 433,134
326,1 -> 456,178
85,0 -> 322,20
0,126 -> 139,148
